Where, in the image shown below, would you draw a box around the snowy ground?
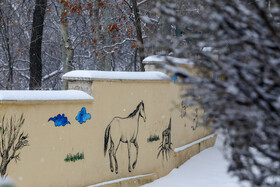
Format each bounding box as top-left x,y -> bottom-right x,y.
142,136 -> 244,187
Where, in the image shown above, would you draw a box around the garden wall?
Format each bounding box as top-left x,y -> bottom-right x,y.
0,71 -> 215,187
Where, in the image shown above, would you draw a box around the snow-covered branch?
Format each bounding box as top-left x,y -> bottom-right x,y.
138,0 -> 150,7
42,67 -> 63,82
155,1 -> 280,186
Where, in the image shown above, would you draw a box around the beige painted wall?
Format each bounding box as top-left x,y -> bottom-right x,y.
0,78 -> 213,187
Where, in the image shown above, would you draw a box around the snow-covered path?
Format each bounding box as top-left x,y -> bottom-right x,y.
142,136 -> 242,187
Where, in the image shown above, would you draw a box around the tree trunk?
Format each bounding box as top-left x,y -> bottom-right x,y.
158,0 -> 172,53
59,2 -> 74,89
92,1 -> 104,71
0,7 -> 13,89
158,15 -> 171,53
103,5 -> 112,71
131,0 -> 145,71
134,48 -> 138,71
0,153 -> 9,177
29,0 -> 47,90
6,22 -> 13,90
159,17 -> 171,36
6,41 -> 13,90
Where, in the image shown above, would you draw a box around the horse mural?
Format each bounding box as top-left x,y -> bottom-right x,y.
104,101 -> 146,174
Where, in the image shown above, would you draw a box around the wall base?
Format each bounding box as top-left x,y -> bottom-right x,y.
89,173 -> 158,187
90,135 -> 217,187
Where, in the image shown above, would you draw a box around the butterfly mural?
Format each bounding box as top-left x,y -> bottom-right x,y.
76,107 -> 91,124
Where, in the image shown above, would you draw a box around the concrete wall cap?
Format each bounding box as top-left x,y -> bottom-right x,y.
63,70 -> 171,81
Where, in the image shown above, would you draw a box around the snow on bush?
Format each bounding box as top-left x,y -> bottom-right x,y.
152,0 -> 280,186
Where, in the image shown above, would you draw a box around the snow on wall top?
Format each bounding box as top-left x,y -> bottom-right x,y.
0,90 -> 93,102
63,70 -> 171,81
143,55 -> 194,65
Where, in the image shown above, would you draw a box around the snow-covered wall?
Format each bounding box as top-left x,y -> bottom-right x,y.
0,90 -> 93,102
143,55 -> 194,65
63,70 -> 171,96
0,70 -> 215,187
142,56 -> 196,78
63,70 -> 171,81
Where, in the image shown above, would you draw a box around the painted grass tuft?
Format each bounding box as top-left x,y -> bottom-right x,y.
64,152 -> 84,162
147,134 -> 160,142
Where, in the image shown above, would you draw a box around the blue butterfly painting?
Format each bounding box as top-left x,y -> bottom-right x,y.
48,114 -> 70,127
76,107 -> 91,124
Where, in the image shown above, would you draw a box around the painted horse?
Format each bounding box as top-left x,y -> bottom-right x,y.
104,101 -> 146,174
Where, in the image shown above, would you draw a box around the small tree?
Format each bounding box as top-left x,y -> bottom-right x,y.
0,114 -> 29,177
